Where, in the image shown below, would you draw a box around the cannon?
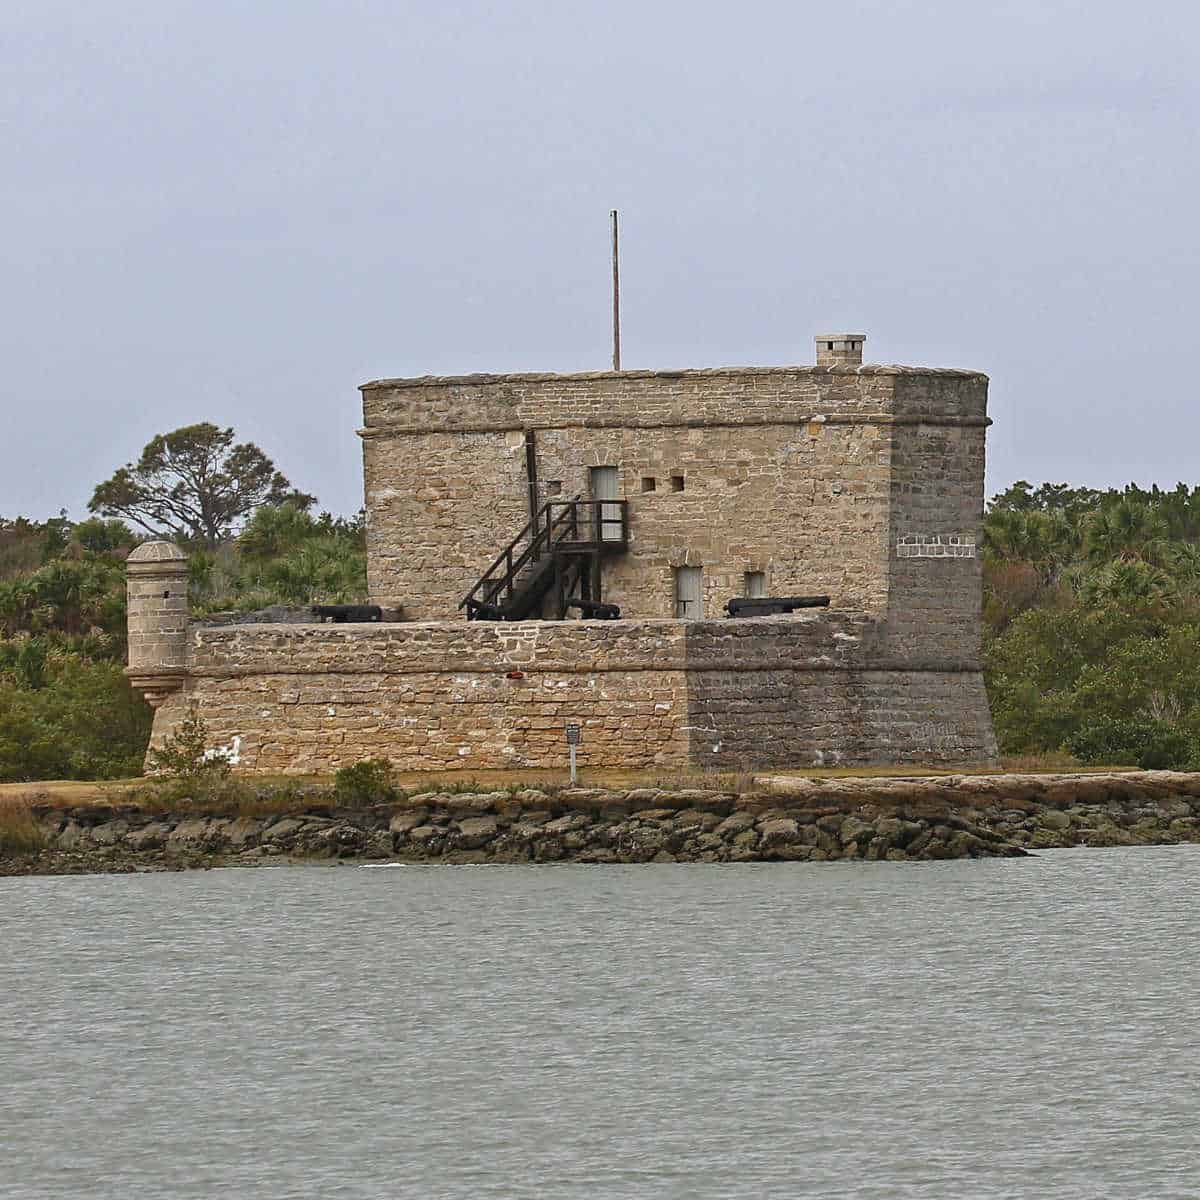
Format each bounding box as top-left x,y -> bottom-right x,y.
311,604 -> 384,623
725,595 -> 831,618
566,599 -> 621,620
464,599 -> 506,621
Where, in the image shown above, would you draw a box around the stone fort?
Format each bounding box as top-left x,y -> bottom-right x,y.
126,332 -> 999,774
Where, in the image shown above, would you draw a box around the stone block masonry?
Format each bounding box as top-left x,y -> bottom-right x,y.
126,331 -> 1001,773
147,611 -> 998,775
359,360 -> 989,624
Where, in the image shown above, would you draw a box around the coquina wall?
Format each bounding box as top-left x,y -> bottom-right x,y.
148,612 -> 998,775
359,362 -> 987,623
129,340 -> 999,776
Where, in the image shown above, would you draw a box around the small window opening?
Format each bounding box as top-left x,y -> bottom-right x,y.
827,341 -> 834,351
744,571 -> 766,599
674,566 -> 703,619
641,476 -> 656,493
669,475 -> 685,492
545,480 -> 562,496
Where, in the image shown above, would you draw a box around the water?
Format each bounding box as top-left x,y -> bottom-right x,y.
2,849 -> 1198,1199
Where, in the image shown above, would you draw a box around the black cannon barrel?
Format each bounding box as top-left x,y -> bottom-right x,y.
311,604 -> 384,623
725,595 -> 831,617
567,599 -> 621,620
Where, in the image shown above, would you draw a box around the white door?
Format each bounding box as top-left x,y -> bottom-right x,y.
590,466 -> 621,542
675,566 -> 703,619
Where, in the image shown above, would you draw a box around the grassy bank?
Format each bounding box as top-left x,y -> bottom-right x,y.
0,755 -> 1136,817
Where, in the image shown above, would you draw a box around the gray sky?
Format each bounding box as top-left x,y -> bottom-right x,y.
2,0 -> 1197,521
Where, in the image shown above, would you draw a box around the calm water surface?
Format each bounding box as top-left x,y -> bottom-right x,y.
2,849 -> 1198,1199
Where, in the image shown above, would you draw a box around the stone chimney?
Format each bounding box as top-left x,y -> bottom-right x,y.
125,539 -> 189,708
815,333 -> 866,367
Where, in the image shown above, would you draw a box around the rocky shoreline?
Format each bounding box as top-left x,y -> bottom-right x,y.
6,771 -> 1200,876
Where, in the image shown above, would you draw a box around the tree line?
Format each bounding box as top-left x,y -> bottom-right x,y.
983,480 -> 1200,769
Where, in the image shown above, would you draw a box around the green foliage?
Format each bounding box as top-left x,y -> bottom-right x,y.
71,517 -> 136,555
983,479 -> 1200,765
146,706 -> 231,784
237,503 -> 357,560
89,423 -> 315,546
255,540 -> 367,605
0,557 -> 127,640
187,504 -> 367,613
333,758 -> 396,804
0,658 -> 152,782
1066,717 -> 1193,771
988,480 -> 1101,517
0,637 -> 49,689
1,515 -> 62,579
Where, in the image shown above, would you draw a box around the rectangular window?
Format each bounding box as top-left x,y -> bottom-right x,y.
674,566 -> 703,619
744,571 -> 766,598
669,474 -> 685,492
641,476 -> 656,493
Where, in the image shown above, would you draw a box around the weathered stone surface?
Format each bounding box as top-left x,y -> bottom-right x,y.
261,818 -> 308,844
674,810 -> 722,832
758,818 -> 801,848
447,792 -> 503,814
90,820 -> 129,847
542,814 -> 591,835
148,615 -> 999,775
169,819 -> 215,849
1038,810 -> 1072,831
715,812 -> 756,835
317,824 -> 369,854
389,811 -> 429,836
226,818 -> 264,848
839,816 -> 875,845
453,816 -> 499,848
126,822 -> 169,851
22,771 -> 1200,877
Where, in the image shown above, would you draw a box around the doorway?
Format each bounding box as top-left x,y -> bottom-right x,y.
589,466 -> 621,542
675,566 -> 704,619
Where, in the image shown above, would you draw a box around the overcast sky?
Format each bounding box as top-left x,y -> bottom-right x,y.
2,0 -> 1197,521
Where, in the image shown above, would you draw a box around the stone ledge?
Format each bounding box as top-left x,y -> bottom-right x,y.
752,769 -> 1200,806
360,364 -> 989,391
359,412 -> 994,438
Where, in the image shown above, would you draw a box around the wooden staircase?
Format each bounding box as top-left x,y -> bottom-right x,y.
459,497 -> 628,621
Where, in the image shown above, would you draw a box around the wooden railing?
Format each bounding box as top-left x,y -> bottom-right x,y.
459,498 -> 628,619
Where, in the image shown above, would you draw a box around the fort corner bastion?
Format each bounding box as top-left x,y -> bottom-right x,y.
126,333 -> 1000,774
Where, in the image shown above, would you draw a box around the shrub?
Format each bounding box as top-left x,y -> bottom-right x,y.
0,660 -> 151,782
334,758 -> 396,804
0,801 -> 47,855
147,706 -> 232,784
1066,717 -> 1193,771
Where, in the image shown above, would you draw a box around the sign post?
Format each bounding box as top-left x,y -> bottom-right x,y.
565,723 -> 581,785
